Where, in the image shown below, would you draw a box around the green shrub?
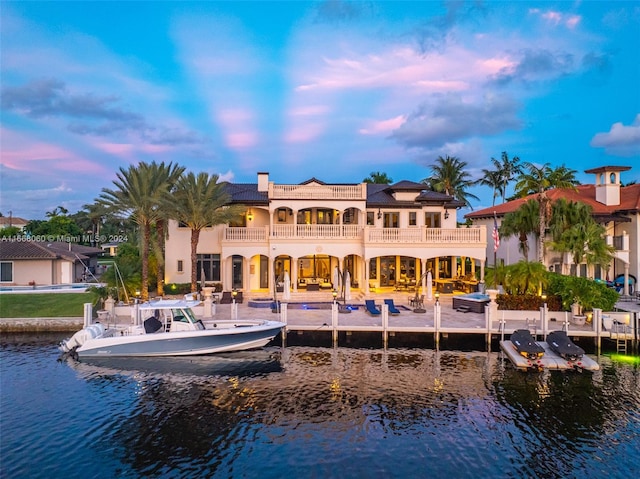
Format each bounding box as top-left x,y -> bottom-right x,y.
547,274 -> 619,312
165,283 -> 192,295
496,293 -> 563,311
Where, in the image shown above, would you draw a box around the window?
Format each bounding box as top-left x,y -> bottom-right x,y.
197,254 -> 221,282
425,212 -> 441,228
277,209 -> 286,222
409,212 -> 417,226
177,260 -> 183,273
383,212 -> 399,228
366,212 -> 375,225
0,262 -> 12,282
343,208 -> 357,224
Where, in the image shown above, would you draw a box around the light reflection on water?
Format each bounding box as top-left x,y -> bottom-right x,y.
1,333 -> 639,479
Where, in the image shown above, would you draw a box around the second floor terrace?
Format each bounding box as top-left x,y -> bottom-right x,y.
223,225 -> 487,245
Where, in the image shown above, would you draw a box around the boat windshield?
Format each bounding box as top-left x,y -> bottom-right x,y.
172,307 -> 197,324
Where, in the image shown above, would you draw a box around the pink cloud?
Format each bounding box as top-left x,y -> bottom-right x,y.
1,127 -> 103,174
529,8 -> 582,29
225,131 -> 258,149
359,115 -> 406,135
284,124 -> 325,144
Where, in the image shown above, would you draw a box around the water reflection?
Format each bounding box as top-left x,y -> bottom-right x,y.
2,334 -> 639,479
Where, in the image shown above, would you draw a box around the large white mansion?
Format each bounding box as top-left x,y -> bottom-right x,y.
164,172 -> 487,295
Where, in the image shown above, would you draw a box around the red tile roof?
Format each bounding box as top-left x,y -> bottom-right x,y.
465,184 -> 640,219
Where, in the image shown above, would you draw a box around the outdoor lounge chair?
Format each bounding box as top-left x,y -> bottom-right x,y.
219,291 -> 232,304
365,299 -> 381,316
384,299 -> 401,315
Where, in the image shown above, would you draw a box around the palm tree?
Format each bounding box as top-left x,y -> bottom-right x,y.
514,162 -> 577,262
98,161 -> 185,301
490,151 -> 521,203
169,172 -> 243,293
500,199 -> 539,260
477,169 -> 504,207
363,171 -> 393,184
506,260 -> 549,295
549,200 -> 615,276
422,155 -> 479,209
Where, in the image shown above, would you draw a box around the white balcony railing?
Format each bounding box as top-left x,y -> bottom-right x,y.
224,227 -> 268,241
367,227 -> 482,243
271,224 -> 362,239
269,184 -> 366,200
223,225 -> 485,244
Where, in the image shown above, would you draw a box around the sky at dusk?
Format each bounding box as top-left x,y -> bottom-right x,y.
1,1 -> 639,221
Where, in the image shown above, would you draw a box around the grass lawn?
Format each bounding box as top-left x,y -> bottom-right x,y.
0,293 -> 95,318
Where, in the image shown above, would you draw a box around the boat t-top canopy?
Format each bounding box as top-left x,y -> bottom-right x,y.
138,299 -> 201,310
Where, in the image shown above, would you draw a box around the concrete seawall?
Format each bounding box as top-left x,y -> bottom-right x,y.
0,317 -> 83,333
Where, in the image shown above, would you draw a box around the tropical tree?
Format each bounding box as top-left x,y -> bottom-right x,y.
98,161 -> 185,301
363,171 -> 393,184
490,151 -> 521,203
422,155 -> 479,208
506,260 -> 549,295
476,169 -> 503,207
168,172 -> 243,293
514,162 -> 578,262
500,199 -> 539,260
546,198 -> 615,277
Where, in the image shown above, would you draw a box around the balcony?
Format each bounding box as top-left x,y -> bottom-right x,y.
223,226 -> 484,244
269,183 -> 366,200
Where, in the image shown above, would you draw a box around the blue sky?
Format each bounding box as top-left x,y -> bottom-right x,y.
1,1 -> 639,220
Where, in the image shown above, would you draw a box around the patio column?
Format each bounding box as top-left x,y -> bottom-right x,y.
364,260 -> 370,294
623,264 -> 629,296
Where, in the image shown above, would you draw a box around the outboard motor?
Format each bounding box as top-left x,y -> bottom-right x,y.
59,323 -> 106,353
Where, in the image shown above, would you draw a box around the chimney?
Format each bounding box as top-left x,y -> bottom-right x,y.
257,172 -> 269,192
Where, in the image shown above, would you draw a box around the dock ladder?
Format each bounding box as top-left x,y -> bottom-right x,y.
611,321 -> 629,354
526,318 -> 538,340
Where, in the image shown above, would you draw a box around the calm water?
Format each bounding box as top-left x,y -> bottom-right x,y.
1,333 -> 639,479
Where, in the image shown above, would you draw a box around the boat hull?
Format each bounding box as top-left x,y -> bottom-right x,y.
75,322 -> 284,358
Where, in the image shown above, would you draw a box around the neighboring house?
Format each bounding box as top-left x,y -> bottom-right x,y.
0,216 -> 28,231
465,165 -> 640,295
101,242 -> 120,257
0,241 -> 104,285
164,172 -> 488,294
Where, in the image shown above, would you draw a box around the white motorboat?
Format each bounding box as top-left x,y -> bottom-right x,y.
59,299 -> 285,359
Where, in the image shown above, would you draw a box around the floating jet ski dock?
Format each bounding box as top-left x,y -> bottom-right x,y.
500,330 -> 600,371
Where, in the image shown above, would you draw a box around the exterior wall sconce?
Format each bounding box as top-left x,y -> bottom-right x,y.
247,209 -> 253,221
444,211 -> 449,220
377,208 -> 382,220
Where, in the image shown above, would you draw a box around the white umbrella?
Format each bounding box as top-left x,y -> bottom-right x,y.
333,266 -> 341,290
426,271 -> 433,301
345,271 -> 351,301
283,271 -> 291,300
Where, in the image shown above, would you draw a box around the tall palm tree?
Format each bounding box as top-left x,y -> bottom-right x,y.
98,161 -> 185,301
490,151 -> 521,203
477,169 -> 504,207
514,162 -> 577,262
499,199 -> 539,260
169,172 -> 244,293
422,155 -> 479,209
363,171 -> 393,184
